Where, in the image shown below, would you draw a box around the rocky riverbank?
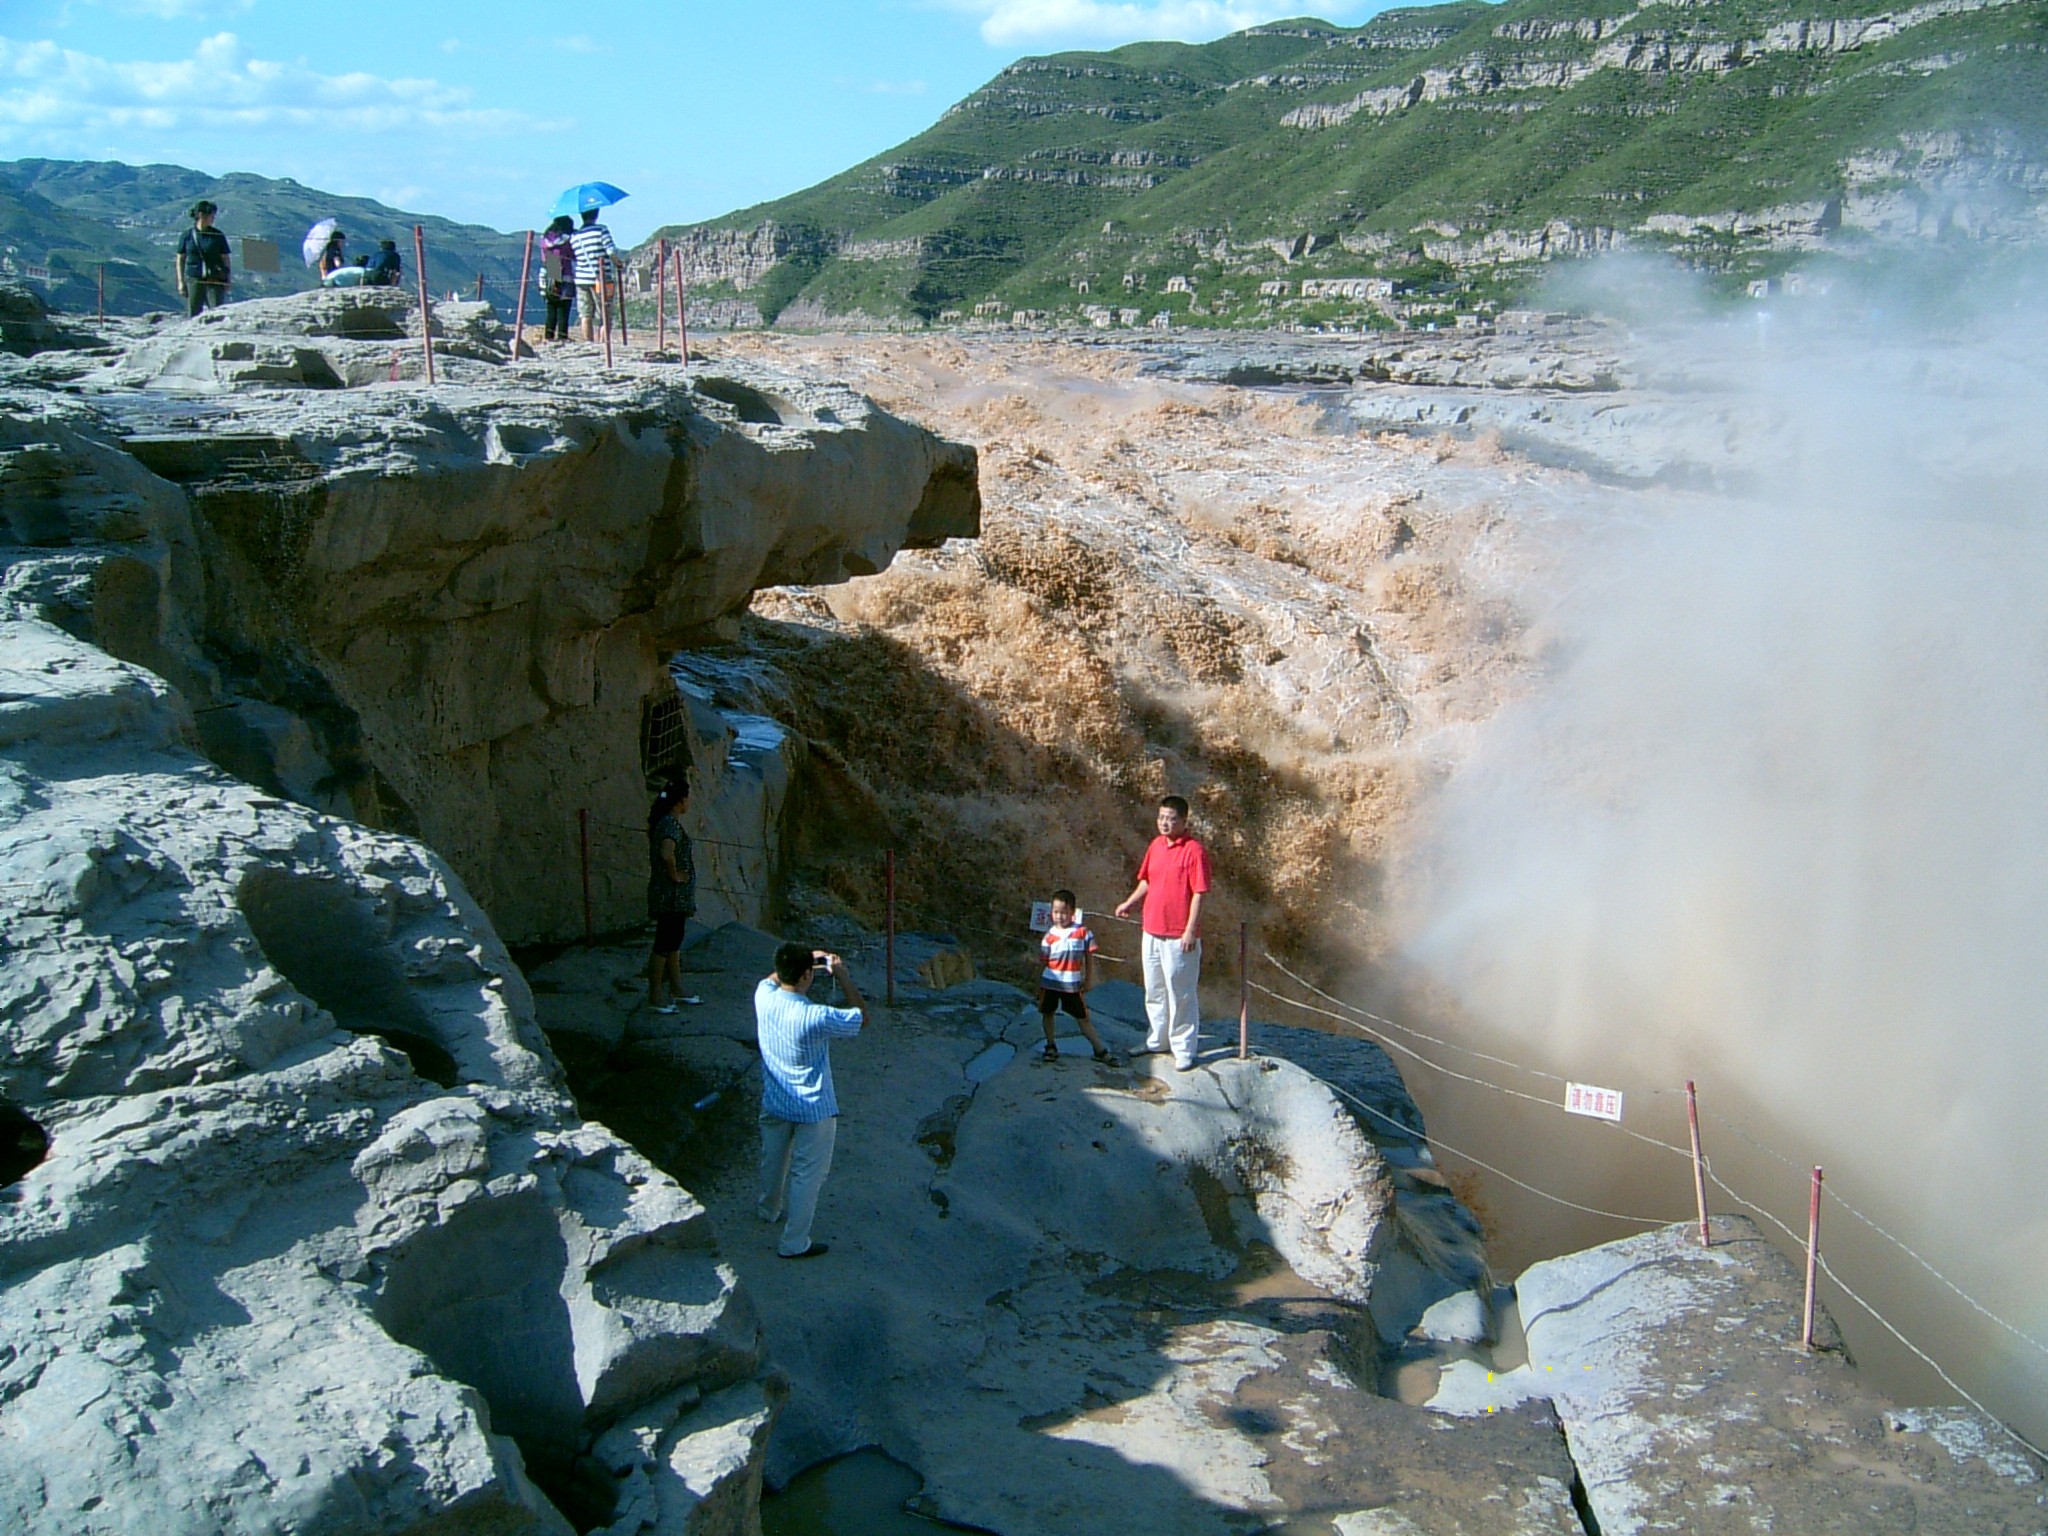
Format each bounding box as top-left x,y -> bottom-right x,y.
530,924 -> 2048,1535
3,282 -> 2042,1533
0,281 -> 970,1532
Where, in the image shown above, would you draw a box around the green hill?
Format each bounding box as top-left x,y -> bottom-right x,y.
0,159 -> 533,316
641,0 -> 2048,327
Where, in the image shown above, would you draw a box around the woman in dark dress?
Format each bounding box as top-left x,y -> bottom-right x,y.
647,777 -> 696,1013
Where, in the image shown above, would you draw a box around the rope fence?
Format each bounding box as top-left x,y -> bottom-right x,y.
1238,946 -> 2046,1461
562,817 -> 2044,1458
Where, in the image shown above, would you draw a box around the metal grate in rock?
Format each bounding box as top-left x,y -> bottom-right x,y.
640,690 -> 690,788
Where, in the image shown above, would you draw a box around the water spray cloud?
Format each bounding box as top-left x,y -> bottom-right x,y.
1399,257 -> 2048,1438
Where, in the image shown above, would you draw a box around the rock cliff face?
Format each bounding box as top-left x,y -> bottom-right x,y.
0,579 -> 771,1533
8,290 -> 977,943
0,290 -> 974,1533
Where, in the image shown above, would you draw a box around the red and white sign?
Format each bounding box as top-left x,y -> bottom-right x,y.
1565,1082 -> 1625,1122
1030,901 -> 1082,932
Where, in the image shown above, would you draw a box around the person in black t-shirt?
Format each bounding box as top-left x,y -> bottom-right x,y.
175,201 -> 232,317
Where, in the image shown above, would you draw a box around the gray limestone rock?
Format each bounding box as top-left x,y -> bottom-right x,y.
538,938 -> 1577,1535
6,288 -> 978,943
1433,1219 -> 2048,1534
0,557 -> 768,1531
0,280 -> 100,357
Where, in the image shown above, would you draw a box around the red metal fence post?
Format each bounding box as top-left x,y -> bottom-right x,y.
674,248 -> 690,365
579,809 -> 594,944
615,253 -> 629,345
885,849 -> 896,1008
1238,920 -> 1249,1060
600,256 -> 614,370
1686,1080 -> 1712,1247
1803,1166 -> 1825,1349
511,230 -> 534,360
412,225 -> 435,385
656,237 -> 668,354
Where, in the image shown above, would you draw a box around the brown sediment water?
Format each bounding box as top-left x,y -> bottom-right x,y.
699,323 -> 2048,1454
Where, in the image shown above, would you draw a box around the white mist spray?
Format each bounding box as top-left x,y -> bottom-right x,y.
1399,268 -> 2048,1441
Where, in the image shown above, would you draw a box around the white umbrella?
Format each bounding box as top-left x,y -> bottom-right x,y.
302,219 -> 338,268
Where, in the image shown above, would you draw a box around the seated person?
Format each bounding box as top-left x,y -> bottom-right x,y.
363,240 -> 403,287
317,230 -> 350,282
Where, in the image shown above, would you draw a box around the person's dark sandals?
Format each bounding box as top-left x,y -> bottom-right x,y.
780,1243 -> 830,1260
1093,1047 -> 1122,1067
1039,1042 -> 1060,1064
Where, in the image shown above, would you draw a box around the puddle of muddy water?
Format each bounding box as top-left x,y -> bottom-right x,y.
760,1449 -> 980,1535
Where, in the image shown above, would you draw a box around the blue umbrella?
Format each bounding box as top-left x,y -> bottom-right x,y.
549,182 -> 629,219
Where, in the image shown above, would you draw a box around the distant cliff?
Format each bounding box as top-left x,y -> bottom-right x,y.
638,0 -> 2048,327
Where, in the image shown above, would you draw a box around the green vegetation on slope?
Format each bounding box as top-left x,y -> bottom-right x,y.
644,0 -> 2048,325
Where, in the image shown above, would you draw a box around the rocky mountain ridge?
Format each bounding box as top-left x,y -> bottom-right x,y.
0,159 -> 535,317
644,0 -> 2048,328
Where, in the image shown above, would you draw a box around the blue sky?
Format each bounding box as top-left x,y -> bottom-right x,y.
0,1 -> 1387,244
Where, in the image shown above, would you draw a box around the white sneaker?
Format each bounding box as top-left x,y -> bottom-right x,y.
650,1003 -> 679,1015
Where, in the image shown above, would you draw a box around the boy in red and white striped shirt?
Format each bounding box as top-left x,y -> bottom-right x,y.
1037,890 -> 1119,1066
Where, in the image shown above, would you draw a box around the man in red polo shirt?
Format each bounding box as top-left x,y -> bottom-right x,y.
1114,795 -> 1211,1071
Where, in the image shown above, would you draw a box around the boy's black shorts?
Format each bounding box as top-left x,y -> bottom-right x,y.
1037,988 -> 1088,1018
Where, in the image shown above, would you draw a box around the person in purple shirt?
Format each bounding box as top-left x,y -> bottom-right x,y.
755,942 -> 869,1259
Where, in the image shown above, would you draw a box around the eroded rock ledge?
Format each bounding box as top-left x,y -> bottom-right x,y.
0,289 -> 973,1533
5,287 -> 978,943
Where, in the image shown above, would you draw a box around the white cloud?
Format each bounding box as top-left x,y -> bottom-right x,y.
854,78 -> 930,96
553,33 -> 609,54
945,0 -> 1366,47
0,32 -> 554,139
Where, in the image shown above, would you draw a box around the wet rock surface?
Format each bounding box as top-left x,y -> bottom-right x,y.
541,928 -> 2048,1536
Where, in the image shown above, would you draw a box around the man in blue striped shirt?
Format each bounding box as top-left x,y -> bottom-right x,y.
569,210 -> 617,342
755,942 -> 868,1259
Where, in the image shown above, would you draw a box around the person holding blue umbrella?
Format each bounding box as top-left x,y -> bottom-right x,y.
554,182 -> 627,342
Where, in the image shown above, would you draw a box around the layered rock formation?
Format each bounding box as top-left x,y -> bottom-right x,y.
0,581 -> 770,1533
7,289 -> 977,942
0,290 -> 974,1533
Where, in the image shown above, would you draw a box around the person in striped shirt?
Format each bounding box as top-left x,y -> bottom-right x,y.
1037,890 -> 1120,1066
569,209 -> 617,342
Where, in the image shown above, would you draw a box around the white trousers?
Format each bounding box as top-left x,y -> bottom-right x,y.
758,1114 -> 837,1256
1142,933 -> 1202,1067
